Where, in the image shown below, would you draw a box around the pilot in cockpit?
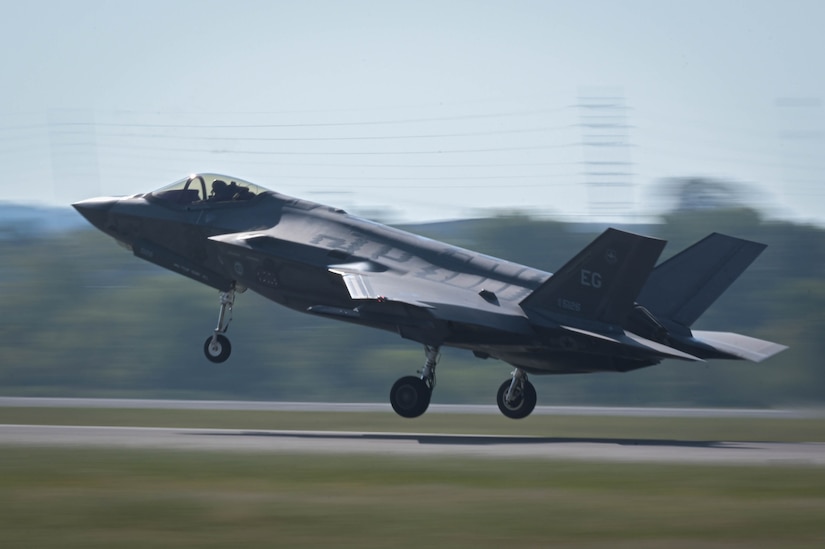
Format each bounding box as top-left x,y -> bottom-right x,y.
210,180 -> 253,202
210,180 -> 231,201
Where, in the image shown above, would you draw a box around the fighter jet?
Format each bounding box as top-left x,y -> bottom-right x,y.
73,173 -> 786,418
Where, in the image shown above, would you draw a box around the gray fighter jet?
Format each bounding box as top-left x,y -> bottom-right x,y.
73,173 -> 786,418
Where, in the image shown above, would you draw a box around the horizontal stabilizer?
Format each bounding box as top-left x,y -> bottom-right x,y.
623,332 -> 705,362
521,228 -> 666,326
637,233 -> 766,329
689,331 -> 788,362
560,325 -> 704,362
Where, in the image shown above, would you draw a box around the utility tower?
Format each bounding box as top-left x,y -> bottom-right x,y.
578,90 -> 635,221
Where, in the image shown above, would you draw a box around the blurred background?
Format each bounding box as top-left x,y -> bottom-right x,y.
1,0 -> 823,407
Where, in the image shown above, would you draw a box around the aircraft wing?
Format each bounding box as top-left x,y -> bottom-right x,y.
329,264 -> 433,308
327,261 -> 535,335
209,231 -> 534,336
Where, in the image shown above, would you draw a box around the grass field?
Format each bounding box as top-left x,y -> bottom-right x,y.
1,447 -> 824,548
2,407 -> 824,547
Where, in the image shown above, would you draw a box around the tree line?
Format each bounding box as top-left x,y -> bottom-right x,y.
0,207 -> 822,407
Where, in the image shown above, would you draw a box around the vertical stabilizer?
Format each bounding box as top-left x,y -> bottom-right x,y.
637,233 -> 766,329
521,228 -> 665,326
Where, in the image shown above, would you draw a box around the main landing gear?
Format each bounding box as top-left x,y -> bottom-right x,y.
203,285 -> 236,363
389,350 -> 538,420
496,368 -> 537,419
389,345 -> 439,418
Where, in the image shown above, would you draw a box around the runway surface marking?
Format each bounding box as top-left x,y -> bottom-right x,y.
1,424 -> 823,465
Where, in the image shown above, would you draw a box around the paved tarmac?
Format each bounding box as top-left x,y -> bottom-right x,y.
2,398 -> 821,465
1,397 -> 821,418
1,424 -> 823,465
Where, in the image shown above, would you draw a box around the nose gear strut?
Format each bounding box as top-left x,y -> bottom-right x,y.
203,284 -> 237,363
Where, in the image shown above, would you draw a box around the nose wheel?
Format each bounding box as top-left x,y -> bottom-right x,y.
204,333 -> 232,363
203,285 -> 237,363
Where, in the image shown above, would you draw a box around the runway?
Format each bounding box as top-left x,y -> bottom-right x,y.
1,424 -> 823,465
1,397 -> 821,418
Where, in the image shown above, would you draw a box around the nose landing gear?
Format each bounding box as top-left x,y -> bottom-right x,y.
203,285 -> 236,363
204,333 -> 231,363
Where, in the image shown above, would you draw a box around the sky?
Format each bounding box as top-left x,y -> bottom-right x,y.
1,0 -> 823,223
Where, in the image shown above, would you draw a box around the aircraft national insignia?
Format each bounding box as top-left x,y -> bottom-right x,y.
73,173 -> 787,420
605,249 -> 618,264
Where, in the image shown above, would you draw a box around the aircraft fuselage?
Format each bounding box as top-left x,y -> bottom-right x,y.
73,174 -> 785,418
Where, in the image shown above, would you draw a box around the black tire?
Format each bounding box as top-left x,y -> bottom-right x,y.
203,334 -> 231,363
496,379 -> 537,419
390,376 -> 431,418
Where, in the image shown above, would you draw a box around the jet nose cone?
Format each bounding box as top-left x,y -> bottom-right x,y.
72,197 -> 118,231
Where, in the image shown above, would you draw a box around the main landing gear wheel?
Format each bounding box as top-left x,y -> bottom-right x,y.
389,345 -> 439,418
204,334 -> 231,363
390,376 -> 431,418
496,373 -> 537,419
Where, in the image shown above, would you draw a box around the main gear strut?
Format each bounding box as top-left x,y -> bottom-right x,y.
389,345 -> 440,418
496,367 -> 537,419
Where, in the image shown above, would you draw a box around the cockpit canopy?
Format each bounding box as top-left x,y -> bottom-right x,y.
150,173 -> 268,205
